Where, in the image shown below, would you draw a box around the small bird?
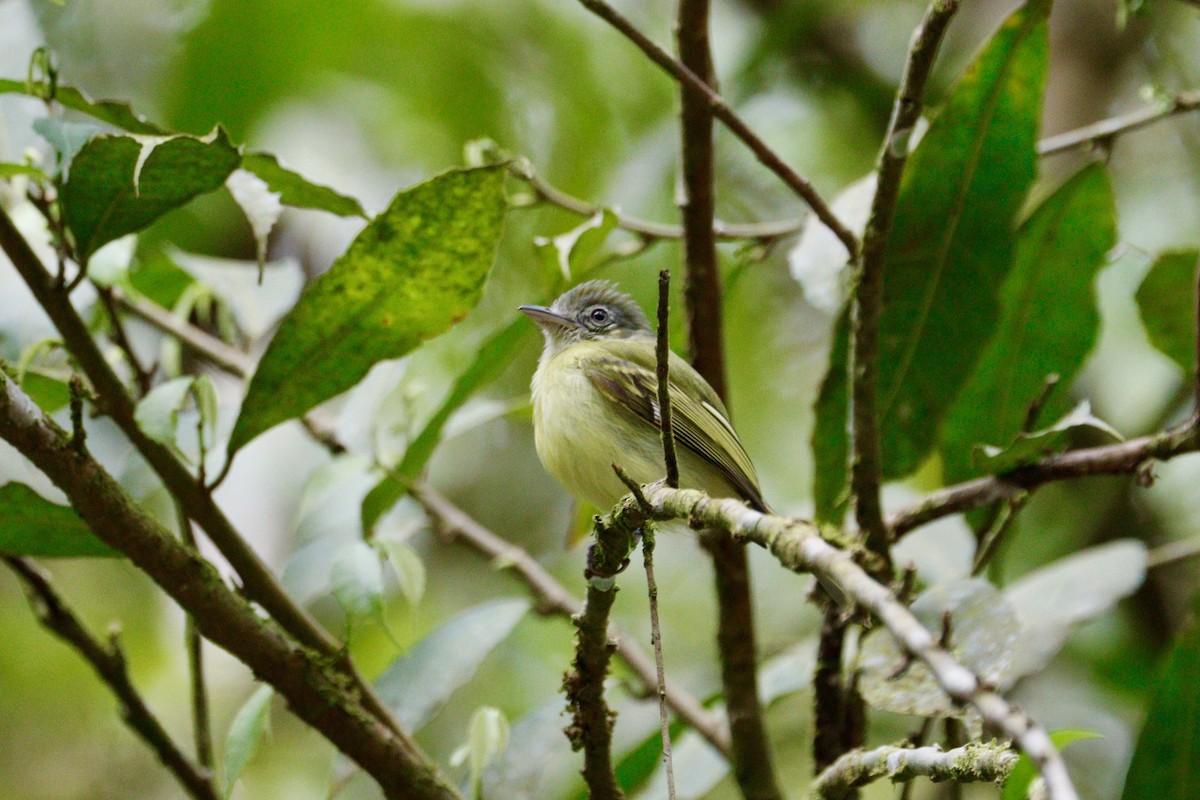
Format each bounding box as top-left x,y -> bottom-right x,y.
520,280 -> 768,514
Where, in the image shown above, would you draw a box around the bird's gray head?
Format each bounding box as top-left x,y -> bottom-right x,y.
519,280 -> 652,353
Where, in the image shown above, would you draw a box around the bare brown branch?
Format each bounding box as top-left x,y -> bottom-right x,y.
4,557 -> 218,800
849,0 -> 959,562
569,0 -> 859,257
889,421 -> 1200,537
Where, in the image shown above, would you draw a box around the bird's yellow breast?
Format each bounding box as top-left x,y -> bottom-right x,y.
531,343 -> 743,510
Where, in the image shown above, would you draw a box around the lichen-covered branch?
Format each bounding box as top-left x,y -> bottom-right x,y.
4,556 -> 218,800
600,484 -> 1080,800
0,374 -> 459,800
563,581 -> 625,800
806,741 -> 1018,800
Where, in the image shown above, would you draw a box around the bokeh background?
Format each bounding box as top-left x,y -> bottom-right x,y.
1,0 -> 1200,798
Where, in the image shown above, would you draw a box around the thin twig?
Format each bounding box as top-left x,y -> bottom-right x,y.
97,286 -> 154,396
1022,373 -> 1061,433
175,504 -> 214,770
509,161 -> 802,242
888,420 -> 1200,537
805,741 -> 1018,800
649,269 -> 677,797
849,0 -> 959,563
813,610 -> 852,772
655,270 -> 679,488
641,527 -> 675,800
515,89 -> 1199,251
411,483 -> 731,756
569,0 -> 860,257
113,287 -> 254,377
1147,536 -> 1200,569
970,493 -> 1028,576
1038,89 -> 1200,156
3,557 -> 219,800
603,484 -> 1082,800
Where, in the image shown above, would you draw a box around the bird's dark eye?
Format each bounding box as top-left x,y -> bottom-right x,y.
589,307 -> 610,325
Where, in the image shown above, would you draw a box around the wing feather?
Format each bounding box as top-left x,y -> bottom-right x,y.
580,349 -> 767,511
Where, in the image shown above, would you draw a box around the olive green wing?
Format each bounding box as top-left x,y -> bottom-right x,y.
579,344 -> 767,511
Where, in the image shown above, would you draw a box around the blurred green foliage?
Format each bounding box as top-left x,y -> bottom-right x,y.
1,1 -> 1200,799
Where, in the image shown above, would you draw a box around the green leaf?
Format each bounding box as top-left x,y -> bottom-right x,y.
859,579 -> 1019,717
133,377 -> 196,454
223,685 -> 274,796
812,0 -> 1049,520
62,129 -> 241,259
1003,540 -> 1146,685
382,540 -> 426,606
375,598 -> 529,731
1004,729 -> 1100,800
0,162 -> 51,182
0,483 -> 118,558
0,79 -> 166,135
19,370 -> 71,414
241,152 -> 367,218
940,164 -> 1116,483
228,165 -> 508,455
976,400 -> 1122,474
1121,594 -> 1200,800
1135,249 -> 1199,378
360,318 -> 526,532
453,706 -> 510,797
193,374 -> 219,448
330,540 -> 386,632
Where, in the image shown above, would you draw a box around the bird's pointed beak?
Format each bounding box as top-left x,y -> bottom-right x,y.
519,304 -> 579,331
